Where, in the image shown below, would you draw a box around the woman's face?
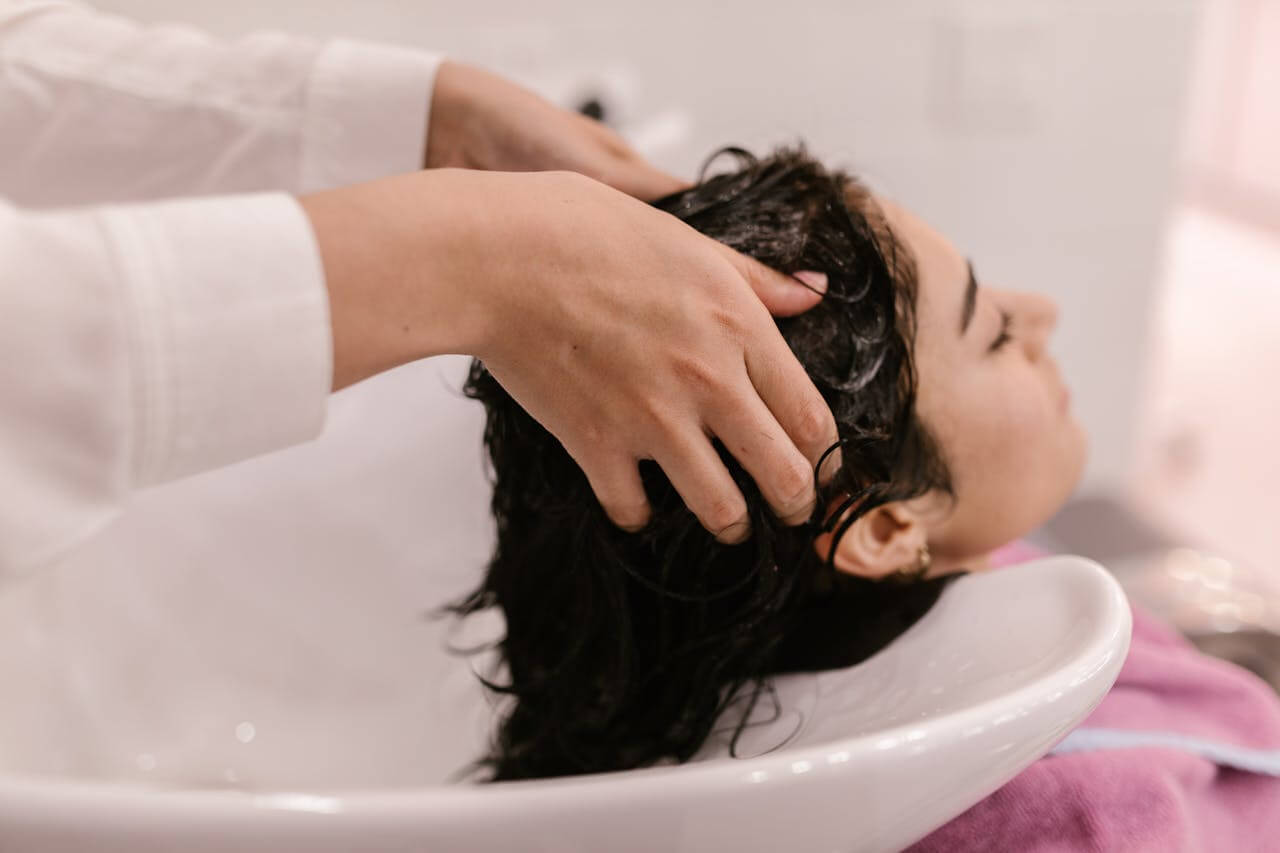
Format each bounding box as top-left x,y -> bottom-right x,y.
879,200 -> 1087,568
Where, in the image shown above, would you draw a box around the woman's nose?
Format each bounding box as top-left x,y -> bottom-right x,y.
1017,292 -> 1058,359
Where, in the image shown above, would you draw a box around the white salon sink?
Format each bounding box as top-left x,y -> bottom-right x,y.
0,357 -> 1131,852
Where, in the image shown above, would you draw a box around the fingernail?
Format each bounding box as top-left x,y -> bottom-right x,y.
792,270 -> 828,294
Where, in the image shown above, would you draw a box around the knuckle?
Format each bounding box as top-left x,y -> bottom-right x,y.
795,397 -> 833,445
638,396 -> 685,444
606,498 -> 651,531
669,355 -> 728,401
569,422 -> 620,464
775,458 -> 814,508
708,305 -> 747,338
702,494 -> 746,533
578,419 -> 607,448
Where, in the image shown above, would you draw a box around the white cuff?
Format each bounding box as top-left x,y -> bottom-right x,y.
299,38 -> 445,192
99,193 -> 332,485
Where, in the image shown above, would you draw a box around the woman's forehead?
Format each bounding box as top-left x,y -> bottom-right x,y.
874,196 -> 969,337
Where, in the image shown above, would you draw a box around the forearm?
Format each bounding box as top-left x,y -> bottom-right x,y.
299,168 -> 495,390
0,0 -> 441,207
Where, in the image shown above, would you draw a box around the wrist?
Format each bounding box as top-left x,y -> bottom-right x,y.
423,61 -> 477,171
301,169 -> 493,389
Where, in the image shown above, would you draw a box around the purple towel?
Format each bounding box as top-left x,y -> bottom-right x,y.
906,545 -> 1280,852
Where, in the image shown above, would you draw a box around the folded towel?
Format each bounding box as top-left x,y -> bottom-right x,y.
905,545 -> 1280,853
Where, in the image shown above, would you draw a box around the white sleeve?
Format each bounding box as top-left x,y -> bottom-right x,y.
0,2 -> 446,580
0,193 -> 331,580
0,0 -> 444,207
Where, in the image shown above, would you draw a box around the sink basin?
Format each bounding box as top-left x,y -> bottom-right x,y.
0,357 -> 1131,852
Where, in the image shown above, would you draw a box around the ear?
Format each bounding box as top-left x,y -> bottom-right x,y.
812,498 -> 929,581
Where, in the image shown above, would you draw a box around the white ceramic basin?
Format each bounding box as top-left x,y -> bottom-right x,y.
0,357 -> 1131,852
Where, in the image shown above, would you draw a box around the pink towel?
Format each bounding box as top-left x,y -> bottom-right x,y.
905,544 -> 1280,852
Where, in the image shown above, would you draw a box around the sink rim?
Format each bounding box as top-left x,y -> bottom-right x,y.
0,555 -> 1131,824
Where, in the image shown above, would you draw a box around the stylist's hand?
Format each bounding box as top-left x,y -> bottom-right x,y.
424,61 -> 686,201
302,168 -> 837,543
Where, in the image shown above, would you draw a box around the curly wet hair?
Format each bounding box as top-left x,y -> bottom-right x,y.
452,147 -> 967,781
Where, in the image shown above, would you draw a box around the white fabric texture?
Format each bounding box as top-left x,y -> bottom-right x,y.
0,0 -> 444,579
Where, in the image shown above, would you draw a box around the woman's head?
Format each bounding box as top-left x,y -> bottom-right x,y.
455,148 -> 1085,780
821,198 -> 1086,579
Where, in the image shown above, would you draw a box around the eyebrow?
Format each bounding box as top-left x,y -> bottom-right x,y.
959,260 -> 977,335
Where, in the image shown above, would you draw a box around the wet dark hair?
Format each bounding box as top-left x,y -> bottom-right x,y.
453,147 -> 966,781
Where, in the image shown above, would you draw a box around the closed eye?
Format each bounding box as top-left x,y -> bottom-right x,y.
989,309 -> 1013,353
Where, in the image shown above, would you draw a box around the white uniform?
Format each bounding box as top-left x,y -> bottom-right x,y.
0,0 -> 442,579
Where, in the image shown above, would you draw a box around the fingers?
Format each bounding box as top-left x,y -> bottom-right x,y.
706,387 -> 820,525
580,455 -> 652,532
653,433 -> 752,545
619,165 -> 691,203
741,321 -> 841,485
593,151 -> 689,202
551,222 -> 834,542
719,246 -> 841,484
582,120 -> 691,201
714,243 -> 827,317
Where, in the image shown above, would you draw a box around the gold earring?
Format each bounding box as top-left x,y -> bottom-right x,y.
887,544 -> 931,584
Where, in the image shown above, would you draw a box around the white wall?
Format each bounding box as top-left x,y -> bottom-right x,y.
92,0 -> 1201,493
1183,0 -> 1280,220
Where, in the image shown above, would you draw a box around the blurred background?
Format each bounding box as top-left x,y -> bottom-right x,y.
85,0 -> 1280,679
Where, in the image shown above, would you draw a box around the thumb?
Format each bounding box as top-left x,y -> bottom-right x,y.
718,246 -> 828,317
